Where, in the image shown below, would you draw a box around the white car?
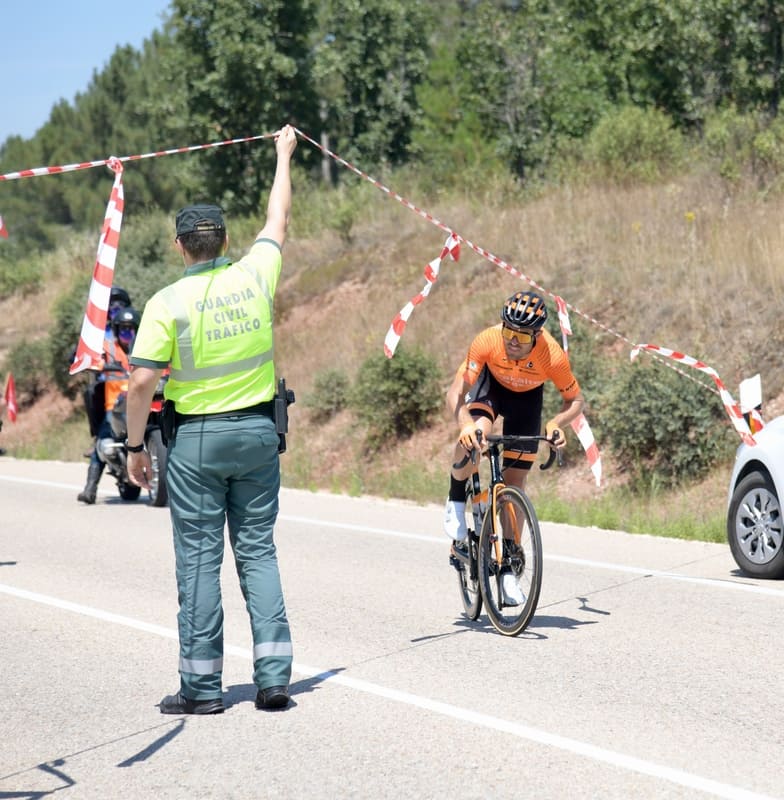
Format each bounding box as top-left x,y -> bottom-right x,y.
727,415 -> 784,578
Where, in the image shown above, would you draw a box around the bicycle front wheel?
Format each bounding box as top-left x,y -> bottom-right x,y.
478,486 -> 542,636
456,534 -> 482,620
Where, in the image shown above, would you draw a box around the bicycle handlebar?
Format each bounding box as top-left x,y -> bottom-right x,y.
476,432 -> 563,471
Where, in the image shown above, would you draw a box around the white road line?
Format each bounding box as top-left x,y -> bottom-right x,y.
0,474 -> 112,494
279,514 -> 784,599
1,471 -> 781,598
0,582 -> 777,800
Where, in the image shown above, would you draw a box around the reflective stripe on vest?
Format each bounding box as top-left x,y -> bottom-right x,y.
159,270 -> 274,383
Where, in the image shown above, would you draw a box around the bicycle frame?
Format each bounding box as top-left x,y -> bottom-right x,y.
476,435 -> 558,548
451,431 -> 560,635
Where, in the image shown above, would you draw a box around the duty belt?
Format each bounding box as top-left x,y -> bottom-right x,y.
174,400 -> 274,428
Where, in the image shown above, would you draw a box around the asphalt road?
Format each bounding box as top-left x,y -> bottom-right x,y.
1,457 -> 783,800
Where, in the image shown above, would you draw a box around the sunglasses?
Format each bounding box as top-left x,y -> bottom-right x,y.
117,326 -> 136,341
501,326 -> 537,345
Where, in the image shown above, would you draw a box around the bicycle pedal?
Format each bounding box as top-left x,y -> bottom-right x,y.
449,542 -> 468,570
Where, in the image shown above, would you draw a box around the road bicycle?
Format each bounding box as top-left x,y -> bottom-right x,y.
449,432 -> 561,636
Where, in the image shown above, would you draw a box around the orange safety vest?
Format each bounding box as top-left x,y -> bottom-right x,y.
102,337 -> 130,412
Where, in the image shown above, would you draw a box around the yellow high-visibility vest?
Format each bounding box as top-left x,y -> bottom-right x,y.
130,239 -> 281,414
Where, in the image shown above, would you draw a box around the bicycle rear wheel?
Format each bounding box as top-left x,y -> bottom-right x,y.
456,533 -> 482,620
478,486 -> 542,636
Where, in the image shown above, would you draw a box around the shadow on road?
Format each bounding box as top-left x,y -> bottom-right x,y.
225,667 -> 346,709
0,759 -> 75,799
117,719 -> 185,767
527,615 -> 600,631
0,719 -> 189,797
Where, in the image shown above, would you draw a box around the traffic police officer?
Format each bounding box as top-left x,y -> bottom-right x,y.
126,124 -> 297,714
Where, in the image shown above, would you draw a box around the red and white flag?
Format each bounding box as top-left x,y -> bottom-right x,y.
69,158 -> 125,375
554,294 -> 602,486
0,214 -> 8,239
384,234 -> 460,358
4,373 -> 17,422
571,413 -> 601,487
554,295 -> 572,347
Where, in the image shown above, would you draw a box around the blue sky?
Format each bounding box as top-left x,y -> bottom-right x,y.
1,1 -> 171,145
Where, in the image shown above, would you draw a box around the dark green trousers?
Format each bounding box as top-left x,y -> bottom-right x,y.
166,413 -> 292,700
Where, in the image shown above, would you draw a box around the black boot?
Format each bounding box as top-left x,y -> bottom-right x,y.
77,462 -> 104,504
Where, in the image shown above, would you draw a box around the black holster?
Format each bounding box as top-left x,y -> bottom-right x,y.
274,378 -> 295,454
160,399 -> 176,446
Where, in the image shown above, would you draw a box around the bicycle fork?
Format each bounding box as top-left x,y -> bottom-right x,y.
489,487 -> 522,573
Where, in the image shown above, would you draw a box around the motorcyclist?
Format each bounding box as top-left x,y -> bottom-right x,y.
77,306 -> 140,504
81,287 -> 133,458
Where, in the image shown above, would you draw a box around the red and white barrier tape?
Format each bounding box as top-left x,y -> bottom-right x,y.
630,343 -> 756,446
555,295 -> 572,351
571,414 -> 601,487
555,295 -> 602,486
292,129 -> 719,399
0,133 -> 275,182
0,214 -> 7,239
69,158 -> 125,375
1,126 -> 754,451
384,234 -> 460,357
4,373 -> 17,422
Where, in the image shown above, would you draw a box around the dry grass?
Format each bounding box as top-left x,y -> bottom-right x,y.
278,169 -> 784,405
3,168 -> 784,539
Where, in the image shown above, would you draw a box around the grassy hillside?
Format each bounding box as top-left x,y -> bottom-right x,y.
2,167 -> 783,542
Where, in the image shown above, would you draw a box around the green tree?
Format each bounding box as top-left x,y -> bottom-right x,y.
0,30 -> 190,252
456,0 -> 610,178
167,0 -> 320,212
313,0 -> 431,171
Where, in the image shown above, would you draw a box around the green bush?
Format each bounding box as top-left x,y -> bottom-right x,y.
303,368 -> 351,423
3,339 -> 51,404
45,212 -> 184,397
702,107 -> 758,182
0,254 -> 43,299
600,358 -> 735,489
111,211 -> 184,310
49,278 -> 92,396
584,106 -> 685,183
351,346 -> 443,448
751,116 -> 784,188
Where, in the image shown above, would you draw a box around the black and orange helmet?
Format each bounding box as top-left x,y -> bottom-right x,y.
501,291 -> 548,330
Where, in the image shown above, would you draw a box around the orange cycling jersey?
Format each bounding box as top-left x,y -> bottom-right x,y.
461,325 -> 580,399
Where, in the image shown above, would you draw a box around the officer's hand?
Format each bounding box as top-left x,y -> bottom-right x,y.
127,450 -> 152,489
459,424 -> 482,452
274,125 -> 297,157
545,421 -> 565,448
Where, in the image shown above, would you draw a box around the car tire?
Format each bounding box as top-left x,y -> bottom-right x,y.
728,471 -> 784,578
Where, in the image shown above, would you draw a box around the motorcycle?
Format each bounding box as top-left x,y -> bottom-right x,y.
95,371 -> 170,507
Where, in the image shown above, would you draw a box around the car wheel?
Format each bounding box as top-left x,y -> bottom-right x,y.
728,471 -> 784,578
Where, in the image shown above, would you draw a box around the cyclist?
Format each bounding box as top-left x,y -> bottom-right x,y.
443,291 -> 585,601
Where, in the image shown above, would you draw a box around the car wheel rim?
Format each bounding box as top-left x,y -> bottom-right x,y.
735,486 -> 783,565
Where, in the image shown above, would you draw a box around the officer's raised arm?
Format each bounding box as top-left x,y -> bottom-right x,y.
258,124 -> 297,249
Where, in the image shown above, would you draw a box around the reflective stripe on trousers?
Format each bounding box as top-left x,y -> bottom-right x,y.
180,656 -> 224,674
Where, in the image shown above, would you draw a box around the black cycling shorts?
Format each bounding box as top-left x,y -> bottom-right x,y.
466,366 -> 543,470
